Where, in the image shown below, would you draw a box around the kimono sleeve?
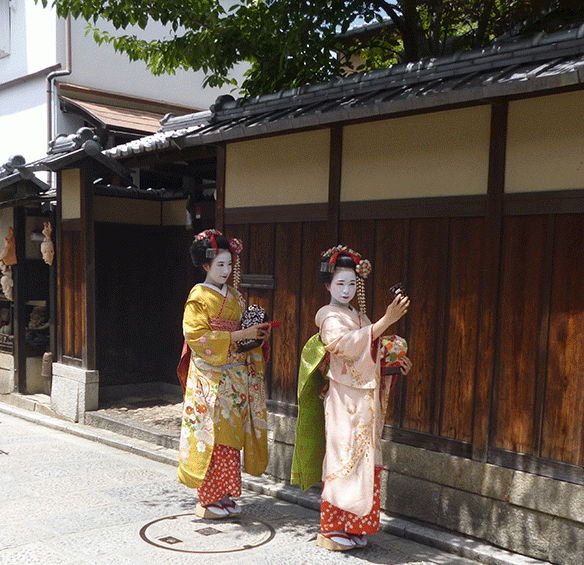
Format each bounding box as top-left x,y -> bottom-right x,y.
183,295 -> 231,366
320,312 -> 379,389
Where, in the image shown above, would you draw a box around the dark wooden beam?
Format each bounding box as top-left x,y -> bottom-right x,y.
215,143 -> 226,232
13,206 -> 27,392
473,100 -> 508,461
48,205 -> 57,356
56,171 -> 63,363
328,125 -> 342,246
82,165 -> 96,369
118,144 -> 217,170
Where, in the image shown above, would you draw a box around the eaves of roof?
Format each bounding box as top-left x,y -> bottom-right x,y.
60,96 -> 164,135
105,27 -> 584,160
0,129 -> 133,194
0,170 -> 53,208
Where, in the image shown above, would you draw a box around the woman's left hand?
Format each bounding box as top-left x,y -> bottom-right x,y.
399,355 -> 412,375
258,323 -> 271,343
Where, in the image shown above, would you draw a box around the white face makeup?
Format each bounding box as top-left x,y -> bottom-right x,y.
327,267 -> 357,307
204,249 -> 232,288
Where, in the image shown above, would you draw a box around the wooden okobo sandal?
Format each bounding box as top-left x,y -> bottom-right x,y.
316,531 -> 356,551
195,502 -> 229,519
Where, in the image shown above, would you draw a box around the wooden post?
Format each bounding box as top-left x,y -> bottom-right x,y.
328,125 -> 343,246
473,100 -> 508,461
215,144 -> 226,232
13,205 -> 27,392
81,165 -> 96,370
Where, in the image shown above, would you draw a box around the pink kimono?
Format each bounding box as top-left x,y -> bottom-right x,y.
316,304 -> 393,517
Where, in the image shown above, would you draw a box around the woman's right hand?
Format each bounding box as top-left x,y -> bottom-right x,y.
231,323 -> 270,343
372,294 -> 410,340
384,294 -> 410,326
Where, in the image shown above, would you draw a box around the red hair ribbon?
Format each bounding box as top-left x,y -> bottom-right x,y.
329,250 -> 361,267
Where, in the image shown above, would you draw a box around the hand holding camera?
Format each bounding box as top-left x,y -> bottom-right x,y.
385,283 -> 409,326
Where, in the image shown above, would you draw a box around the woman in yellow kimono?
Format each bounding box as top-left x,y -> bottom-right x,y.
178,230 -> 270,519
292,245 -> 411,551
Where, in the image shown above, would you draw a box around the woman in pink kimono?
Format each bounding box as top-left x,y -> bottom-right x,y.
292,245 -> 411,551
177,230 -> 270,519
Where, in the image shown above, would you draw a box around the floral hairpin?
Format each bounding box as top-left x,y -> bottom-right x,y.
195,229 -> 223,258
321,245 -> 371,280
194,229 -> 223,242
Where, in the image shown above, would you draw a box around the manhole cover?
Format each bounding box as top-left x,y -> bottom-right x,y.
140,513 -> 275,553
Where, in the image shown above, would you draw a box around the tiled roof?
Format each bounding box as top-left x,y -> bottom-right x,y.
0,155 -> 54,206
0,128 -> 132,201
105,26 -> 584,160
104,111 -> 212,159
103,124 -> 207,159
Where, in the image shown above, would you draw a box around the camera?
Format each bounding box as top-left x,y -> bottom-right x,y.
389,283 -> 406,299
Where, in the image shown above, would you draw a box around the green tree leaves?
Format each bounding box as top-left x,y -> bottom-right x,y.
38,0 -> 584,97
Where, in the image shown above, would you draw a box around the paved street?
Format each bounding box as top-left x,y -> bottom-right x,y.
0,409 -> 486,565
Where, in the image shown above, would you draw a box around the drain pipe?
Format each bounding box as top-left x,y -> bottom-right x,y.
46,12 -> 72,184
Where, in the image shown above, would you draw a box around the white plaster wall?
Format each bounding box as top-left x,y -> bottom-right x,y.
0,0 -> 57,81
162,199 -> 188,226
61,9 -> 248,111
61,168 -> 81,220
0,0 -> 247,168
0,74 -> 48,163
94,195 -> 161,225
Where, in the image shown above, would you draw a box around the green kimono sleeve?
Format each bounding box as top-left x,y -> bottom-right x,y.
290,334 -> 328,491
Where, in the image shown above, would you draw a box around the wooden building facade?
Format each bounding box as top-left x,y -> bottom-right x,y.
223,94 -> 584,483
4,28 -> 584,564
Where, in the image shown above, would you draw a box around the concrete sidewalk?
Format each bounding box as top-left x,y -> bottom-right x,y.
0,396 -> 551,565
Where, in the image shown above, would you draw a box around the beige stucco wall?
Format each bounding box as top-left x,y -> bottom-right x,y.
94,196 -> 161,225
225,130 -> 330,208
342,105 -> 491,201
61,168 -> 81,219
506,90 -> 584,193
162,199 -> 188,226
94,197 -> 187,225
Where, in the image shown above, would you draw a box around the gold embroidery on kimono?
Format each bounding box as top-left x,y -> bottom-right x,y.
177,284 -> 268,489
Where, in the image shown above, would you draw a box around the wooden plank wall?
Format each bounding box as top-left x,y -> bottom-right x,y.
492,213 -> 584,468
60,223 -> 84,360
229,207 -> 584,474
227,214 -> 484,449
227,220 -> 328,406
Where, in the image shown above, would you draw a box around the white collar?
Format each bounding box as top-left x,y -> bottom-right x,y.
197,282 -> 228,296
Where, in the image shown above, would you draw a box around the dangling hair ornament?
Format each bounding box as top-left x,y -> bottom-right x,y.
321,245 -> 371,316
229,237 -> 243,290
355,259 -> 371,316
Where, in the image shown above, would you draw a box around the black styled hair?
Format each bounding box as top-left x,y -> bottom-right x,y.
190,234 -> 231,273
318,253 -> 357,284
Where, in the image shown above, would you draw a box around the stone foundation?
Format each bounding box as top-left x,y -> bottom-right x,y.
0,352 -> 14,394
266,412 -> 584,565
50,363 -> 98,422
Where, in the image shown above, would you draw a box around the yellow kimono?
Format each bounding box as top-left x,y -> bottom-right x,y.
177,283 -> 268,488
